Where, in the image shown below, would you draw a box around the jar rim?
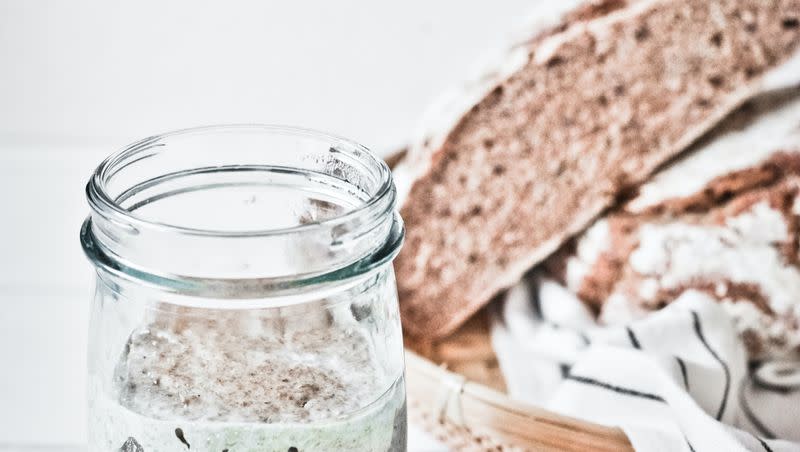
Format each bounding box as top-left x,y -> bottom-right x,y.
86,124 -> 395,237
81,124 -> 404,296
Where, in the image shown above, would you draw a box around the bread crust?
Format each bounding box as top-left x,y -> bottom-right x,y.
396,0 -> 800,339
550,91 -> 800,359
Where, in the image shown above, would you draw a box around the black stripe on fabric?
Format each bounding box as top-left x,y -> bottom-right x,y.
566,374 -> 666,402
626,326 -> 641,349
757,435 -> 775,452
676,357 -> 689,390
752,373 -> 800,394
527,276 -> 543,320
739,378 -> 777,440
559,363 -> 571,378
524,276 -> 592,347
685,436 -> 696,452
691,311 -> 730,420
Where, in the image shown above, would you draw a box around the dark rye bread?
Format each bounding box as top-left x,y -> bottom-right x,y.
545,90 -> 800,359
395,0 -> 800,339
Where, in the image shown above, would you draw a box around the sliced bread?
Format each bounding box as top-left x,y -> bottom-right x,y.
395,0 -> 800,338
546,90 -> 800,359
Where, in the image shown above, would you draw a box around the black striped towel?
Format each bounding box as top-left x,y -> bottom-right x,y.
491,275 -> 800,452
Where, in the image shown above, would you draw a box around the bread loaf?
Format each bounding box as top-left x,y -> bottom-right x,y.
395,0 -> 800,338
547,90 -> 800,359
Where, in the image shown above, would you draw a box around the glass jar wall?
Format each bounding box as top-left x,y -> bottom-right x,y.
80,126 -> 406,452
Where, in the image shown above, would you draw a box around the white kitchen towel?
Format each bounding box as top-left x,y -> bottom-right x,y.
491,274 -> 800,452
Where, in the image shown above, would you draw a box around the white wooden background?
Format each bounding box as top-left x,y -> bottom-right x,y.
0,0 -> 534,449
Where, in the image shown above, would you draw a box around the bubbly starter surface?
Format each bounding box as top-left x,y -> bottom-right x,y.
89,308 -> 407,451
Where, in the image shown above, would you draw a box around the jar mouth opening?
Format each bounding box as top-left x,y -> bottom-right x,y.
82,125 -> 404,292
87,124 -> 395,238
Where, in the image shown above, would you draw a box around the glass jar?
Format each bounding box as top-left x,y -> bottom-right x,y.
80,126 -> 406,452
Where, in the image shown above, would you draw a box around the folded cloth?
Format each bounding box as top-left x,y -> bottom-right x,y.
491,275 -> 800,452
